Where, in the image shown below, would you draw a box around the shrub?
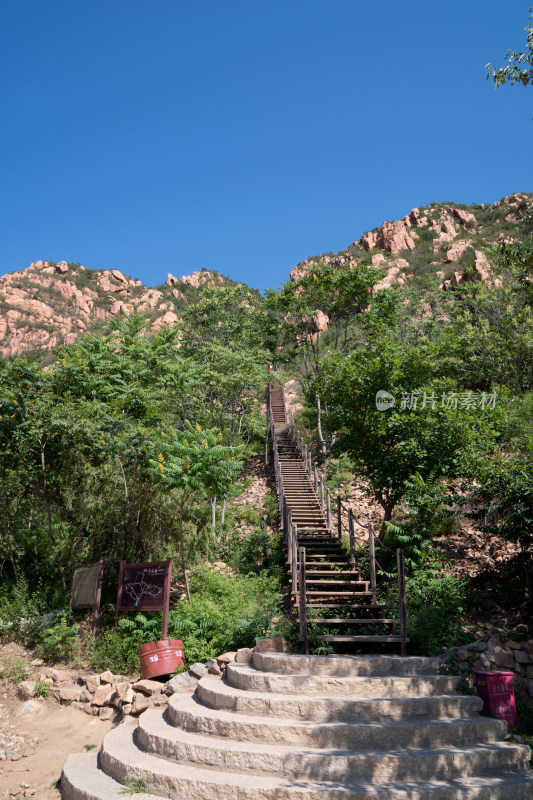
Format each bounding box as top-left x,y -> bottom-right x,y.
34,617 -> 81,663
90,565 -> 289,673
0,656 -> 30,683
401,560 -> 468,655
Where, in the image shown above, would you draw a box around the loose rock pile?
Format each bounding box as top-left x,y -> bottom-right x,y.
15,648 -> 257,723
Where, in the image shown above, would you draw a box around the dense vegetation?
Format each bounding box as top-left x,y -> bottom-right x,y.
1,198 -> 533,674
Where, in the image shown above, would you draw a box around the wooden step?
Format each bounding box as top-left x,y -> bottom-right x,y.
308,619 -> 396,624
316,635 -> 409,643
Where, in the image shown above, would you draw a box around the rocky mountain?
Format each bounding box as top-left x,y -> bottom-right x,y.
292,192 -> 533,292
1,193 -> 531,360
0,261 -> 234,359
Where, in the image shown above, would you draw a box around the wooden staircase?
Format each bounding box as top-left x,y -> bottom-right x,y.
267,383 -> 407,654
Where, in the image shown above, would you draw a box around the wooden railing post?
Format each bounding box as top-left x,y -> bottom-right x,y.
348,508 -> 356,571
292,525 -> 298,595
265,415 -> 269,466
337,495 -> 342,542
314,464 -> 318,492
299,546 -> 309,654
326,488 -> 332,530
369,521 -> 377,591
319,478 -> 325,512
397,548 -> 407,657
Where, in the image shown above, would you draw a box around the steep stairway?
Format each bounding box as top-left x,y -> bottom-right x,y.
268,383 -> 406,652
61,651 -> 533,799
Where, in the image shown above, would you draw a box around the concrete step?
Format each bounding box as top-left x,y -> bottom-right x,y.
197,675 -> 483,722
60,750 -> 160,800
62,722 -> 533,800
167,694 -> 508,749
252,653 -> 442,677
137,710 -> 530,782
226,664 -> 460,698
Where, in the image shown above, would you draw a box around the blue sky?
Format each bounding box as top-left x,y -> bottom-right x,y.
1,1 -> 532,290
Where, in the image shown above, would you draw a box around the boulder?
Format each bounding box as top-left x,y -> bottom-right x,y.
91,684 -> 115,707
376,220 -> 416,254
216,651 -> 237,665
16,700 -> 42,716
99,670 -> 114,685
84,674 -> 100,694
360,231 -> 377,250
163,673 -> 198,695
59,685 -> 83,703
188,663 -> 208,680
17,681 -> 36,700
235,648 -> 254,665
254,636 -> 288,653
132,679 -> 164,696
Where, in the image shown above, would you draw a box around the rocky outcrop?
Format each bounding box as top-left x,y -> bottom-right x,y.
0,261 -> 230,358
361,220 -> 416,254
376,220 -> 417,254
179,270 -> 224,289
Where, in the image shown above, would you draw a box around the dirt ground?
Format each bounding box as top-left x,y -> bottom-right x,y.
0,643 -> 114,800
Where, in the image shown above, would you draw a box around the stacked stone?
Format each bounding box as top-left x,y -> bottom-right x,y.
441,638 -> 533,700
16,649 -> 256,722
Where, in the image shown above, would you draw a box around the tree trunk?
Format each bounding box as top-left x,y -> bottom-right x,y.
316,396 -> 327,455
179,495 -> 191,603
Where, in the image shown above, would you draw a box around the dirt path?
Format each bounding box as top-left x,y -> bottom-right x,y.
0,644 -> 113,800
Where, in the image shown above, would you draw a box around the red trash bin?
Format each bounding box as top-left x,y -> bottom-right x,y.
139,639 -> 186,679
474,670 -> 517,725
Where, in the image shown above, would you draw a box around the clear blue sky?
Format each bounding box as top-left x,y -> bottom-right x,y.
1,1 -> 532,290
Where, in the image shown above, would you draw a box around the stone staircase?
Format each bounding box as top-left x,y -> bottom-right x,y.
61,651 -> 533,799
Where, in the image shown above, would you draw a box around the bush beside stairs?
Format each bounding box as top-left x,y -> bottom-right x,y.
60,650 -> 533,799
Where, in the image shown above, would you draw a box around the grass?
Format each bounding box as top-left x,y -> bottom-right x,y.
120,773 -> 149,794
0,656 -> 30,683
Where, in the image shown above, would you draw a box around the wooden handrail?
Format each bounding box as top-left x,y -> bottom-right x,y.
348,508 -> 356,572
397,548 -> 407,657
299,545 -> 309,654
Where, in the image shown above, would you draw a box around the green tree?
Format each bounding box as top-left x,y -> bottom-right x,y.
318,339 -> 499,537
487,9 -> 533,87
150,423 -> 241,601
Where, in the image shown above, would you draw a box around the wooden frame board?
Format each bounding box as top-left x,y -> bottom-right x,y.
69,560 -> 104,634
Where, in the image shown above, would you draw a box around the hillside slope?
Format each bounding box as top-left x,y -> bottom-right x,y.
0,261 -> 236,359
293,192 -> 533,291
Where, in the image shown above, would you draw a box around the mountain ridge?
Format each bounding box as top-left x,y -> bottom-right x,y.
1,192 -> 531,360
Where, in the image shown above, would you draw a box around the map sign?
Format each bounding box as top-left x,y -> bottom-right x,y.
115,560 -> 172,639
116,561 -> 171,612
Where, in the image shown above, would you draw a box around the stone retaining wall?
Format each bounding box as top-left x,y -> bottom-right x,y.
441,637 -> 533,701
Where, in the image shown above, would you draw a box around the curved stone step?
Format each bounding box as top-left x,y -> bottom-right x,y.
197,676 -> 483,722
252,652 -> 441,677
60,750 -> 165,800
137,709 -> 530,782
226,664 -> 459,698
167,694 -> 507,749
65,720 -> 533,800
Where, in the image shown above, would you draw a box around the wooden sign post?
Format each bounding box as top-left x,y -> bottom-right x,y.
69,560 -> 104,634
115,559 -> 172,639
